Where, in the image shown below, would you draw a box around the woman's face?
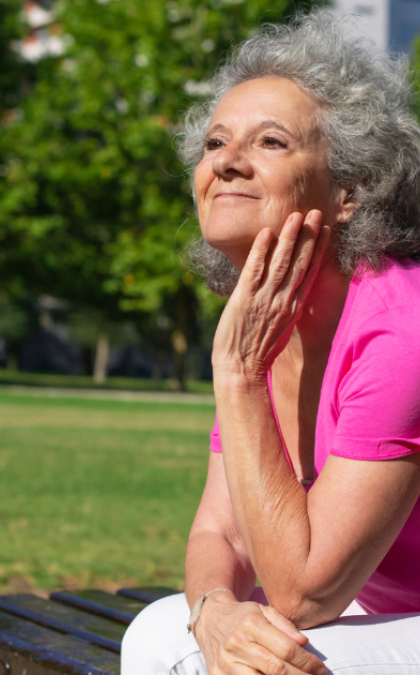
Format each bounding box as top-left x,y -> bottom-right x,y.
194,76 -> 346,270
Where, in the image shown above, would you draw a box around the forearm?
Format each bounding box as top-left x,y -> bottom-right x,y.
214,374 -> 325,625
185,530 -> 256,609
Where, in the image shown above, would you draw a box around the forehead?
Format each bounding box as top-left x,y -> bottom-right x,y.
209,76 -> 322,141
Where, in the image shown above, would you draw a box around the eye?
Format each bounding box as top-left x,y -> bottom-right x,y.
204,137 -> 224,151
262,135 -> 287,149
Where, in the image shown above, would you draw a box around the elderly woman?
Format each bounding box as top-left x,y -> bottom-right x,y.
122,11 -> 420,675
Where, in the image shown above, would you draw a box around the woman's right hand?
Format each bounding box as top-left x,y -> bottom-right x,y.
194,592 -> 327,675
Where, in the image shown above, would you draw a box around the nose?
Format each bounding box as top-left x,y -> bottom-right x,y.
212,141 -> 253,180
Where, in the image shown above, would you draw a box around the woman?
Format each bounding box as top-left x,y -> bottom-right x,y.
122,11 -> 420,675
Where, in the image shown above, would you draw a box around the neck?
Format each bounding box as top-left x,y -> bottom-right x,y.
281,252 -> 352,369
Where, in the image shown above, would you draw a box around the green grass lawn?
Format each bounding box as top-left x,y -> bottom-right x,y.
0,390 -> 215,596
0,368 -> 214,394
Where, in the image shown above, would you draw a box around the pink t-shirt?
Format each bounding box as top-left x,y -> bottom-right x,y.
210,258 -> 420,614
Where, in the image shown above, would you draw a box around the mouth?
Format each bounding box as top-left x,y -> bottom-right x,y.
214,192 -> 259,200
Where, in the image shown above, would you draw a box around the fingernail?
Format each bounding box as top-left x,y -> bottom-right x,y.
261,228 -> 272,241
315,664 -> 328,675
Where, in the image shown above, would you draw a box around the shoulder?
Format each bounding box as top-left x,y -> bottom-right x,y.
349,257 -> 420,330
332,257 -> 420,387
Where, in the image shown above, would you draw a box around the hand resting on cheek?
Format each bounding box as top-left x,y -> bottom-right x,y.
212,209 -> 331,380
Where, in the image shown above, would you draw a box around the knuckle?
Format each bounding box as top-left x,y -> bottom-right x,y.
254,650 -> 288,675
306,653 -> 324,671
225,630 -> 244,652
242,613 -> 260,632
224,636 -> 236,653
278,298 -> 294,318
282,232 -> 298,246
291,298 -> 300,315
214,655 -> 228,673
248,256 -> 264,271
294,260 -> 308,277
280,641 -> 297,664
271,660 -> 288,675
274,261 -> 290,277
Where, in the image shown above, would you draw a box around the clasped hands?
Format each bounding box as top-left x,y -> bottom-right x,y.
212,210 -> 331,381
194,591 -> 327,675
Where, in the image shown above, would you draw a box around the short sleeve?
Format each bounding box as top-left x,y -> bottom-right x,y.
333,306 -> 420,460
209,410 -> 222,452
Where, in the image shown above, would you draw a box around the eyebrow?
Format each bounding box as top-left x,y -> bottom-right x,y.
205,119 -> 297,140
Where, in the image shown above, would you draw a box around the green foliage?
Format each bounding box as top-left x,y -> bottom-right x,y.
0,295 -> 28,341
0,0 -> 27,116
0,0 -> 319,369
410,37 -> 420,120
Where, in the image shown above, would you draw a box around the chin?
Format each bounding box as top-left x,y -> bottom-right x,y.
202,221 -> 257,248
200,235 -> 248,271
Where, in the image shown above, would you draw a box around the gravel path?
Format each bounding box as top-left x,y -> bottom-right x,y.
0,385 -> 215,405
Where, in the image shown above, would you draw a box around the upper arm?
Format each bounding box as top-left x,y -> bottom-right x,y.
302,305 -> 420,616
305,451 -> 420,618
189,452 -> 248,557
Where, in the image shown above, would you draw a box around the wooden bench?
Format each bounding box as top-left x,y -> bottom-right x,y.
0,586 -> 177,674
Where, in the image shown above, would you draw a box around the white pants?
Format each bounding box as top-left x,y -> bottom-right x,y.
121,593 -> 420,674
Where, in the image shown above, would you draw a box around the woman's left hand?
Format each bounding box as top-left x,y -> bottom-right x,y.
212,210 -> 331,380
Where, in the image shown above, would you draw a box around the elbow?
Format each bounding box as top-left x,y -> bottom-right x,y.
268,587 -> 342,630
291,603 -> 341,630
264,562 -> 351,628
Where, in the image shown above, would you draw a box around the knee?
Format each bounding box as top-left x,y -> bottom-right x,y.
121,600 -> 162,673
121,609 -> 146,673
121,594 -> 191,675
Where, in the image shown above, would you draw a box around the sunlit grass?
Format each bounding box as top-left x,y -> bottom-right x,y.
0,391 -> 214,595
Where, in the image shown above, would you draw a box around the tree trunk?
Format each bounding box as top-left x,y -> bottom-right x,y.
171,330 -> 188,391
93,333 -> 109,384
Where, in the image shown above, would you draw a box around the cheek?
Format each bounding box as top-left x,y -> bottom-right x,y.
293,164 -> 332,211
194,159 -> 212,201
265,166 -> 307,212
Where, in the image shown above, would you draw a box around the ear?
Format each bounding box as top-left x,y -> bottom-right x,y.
335,187 -> 359,224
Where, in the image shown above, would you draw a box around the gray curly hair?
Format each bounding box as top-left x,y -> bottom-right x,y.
178,10 -> 420,296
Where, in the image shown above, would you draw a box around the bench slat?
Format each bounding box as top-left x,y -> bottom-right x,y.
0,609 -> 119,674
117,586 -> 177,604
0,595 -> 123,654
50,590 -> 145,625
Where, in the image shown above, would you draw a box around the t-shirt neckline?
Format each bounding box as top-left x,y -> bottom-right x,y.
266,270 -> 360,489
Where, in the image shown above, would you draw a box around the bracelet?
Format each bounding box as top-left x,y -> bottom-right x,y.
187,588 -> 233,633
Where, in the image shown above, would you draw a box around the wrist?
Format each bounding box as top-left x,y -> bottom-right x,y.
193,590 -> 237,639
213,367 -> 267,391
205,589 -> 236,604
213,371 -> 269,405
188,588 -> 236,635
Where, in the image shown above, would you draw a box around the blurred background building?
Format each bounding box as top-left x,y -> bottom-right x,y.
333,0 -> 420,53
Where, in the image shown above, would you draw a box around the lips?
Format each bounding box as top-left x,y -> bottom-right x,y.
214,192 -> 259,199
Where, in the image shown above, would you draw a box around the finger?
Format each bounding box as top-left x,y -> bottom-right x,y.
294,224 -> 331,306
231,641 -> 326,675
227,663 -> 258,675
262,213 -> 305,289
278,210 -> 323,294
259,605 -> 308,646
240,228 -> 273,294
256,625 -> 327,675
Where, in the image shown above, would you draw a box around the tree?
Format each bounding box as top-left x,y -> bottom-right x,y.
0,0 -> 319,387
0,0 -> 27,118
